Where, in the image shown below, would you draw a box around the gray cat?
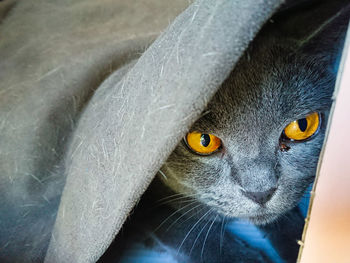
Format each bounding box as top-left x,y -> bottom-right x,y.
101,2 -> 349,263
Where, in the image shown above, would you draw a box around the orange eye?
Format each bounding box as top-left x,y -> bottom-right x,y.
283,112 -> 320,141
185,132 -> 222,155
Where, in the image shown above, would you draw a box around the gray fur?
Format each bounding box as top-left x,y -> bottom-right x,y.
101,2 -> 349,263
160,2 -> 349,225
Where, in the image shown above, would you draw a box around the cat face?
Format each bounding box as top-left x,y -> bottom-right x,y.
159,1 -> 349,224
160,40 -> 335,224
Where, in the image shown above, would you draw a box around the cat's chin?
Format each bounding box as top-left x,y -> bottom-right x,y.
245,213 -> 280,225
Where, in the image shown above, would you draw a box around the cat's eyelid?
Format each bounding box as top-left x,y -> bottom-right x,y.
187,130 -> 219,137
284,111 -> 320,126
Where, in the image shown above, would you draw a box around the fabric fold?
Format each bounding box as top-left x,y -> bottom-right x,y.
45,0 -> 282,262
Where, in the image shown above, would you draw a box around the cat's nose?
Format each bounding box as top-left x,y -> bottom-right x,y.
242,188 -> 276,205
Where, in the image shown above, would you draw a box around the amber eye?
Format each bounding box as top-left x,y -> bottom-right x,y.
283,112 -> 320,141
185,132 -> 222,155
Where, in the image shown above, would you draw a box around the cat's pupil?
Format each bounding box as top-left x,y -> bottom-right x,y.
200,134 -> 210,147
298,118 -> 308,132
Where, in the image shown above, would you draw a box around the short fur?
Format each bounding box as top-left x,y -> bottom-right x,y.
160,1 -> 349,225
108,2 -> 349,263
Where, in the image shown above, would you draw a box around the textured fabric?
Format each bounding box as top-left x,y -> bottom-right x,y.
0,1 -> 189,261
0,0 -> 282,262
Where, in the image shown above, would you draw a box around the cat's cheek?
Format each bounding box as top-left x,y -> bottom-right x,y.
278,141 -> 321,176
199,183 -> 262,217
158,164 -> 192,194
269,176 -> 311,214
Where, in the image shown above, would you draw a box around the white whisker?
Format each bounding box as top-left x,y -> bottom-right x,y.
157,194 -> 197,207
166,204 -> 203,232
189,217 -> 211,256
158,169 -> 168,180
154,202 -> 198,232
177,208 -> 213,254
201,214 -> 218,260
219,215 -> 226,254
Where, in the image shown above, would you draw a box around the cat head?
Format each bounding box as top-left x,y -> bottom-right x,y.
159,3 -> 349,224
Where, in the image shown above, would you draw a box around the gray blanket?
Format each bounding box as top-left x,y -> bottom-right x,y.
0,0 -> 282,262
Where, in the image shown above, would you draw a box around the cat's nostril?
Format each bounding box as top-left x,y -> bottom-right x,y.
242,188 -> 276,205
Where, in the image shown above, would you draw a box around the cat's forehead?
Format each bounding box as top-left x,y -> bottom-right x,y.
193,45 -> 334,136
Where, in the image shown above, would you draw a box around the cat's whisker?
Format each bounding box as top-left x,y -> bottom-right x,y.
158,169 -> 168,180
164,200 -> 198,210
157,193 -> 186,203
172,199 -> 198,205
171,207 -> 207,240
159,196 -> 195,205
157,195 -> 196,207
154,202 -> 198,232
189,216 -> 211,256
236,184 -> 245,192
201,214 -> 218,260
219,215 -> 226,254
166,204 -> 204,232
178,205 -> 207,226
156,192 -> 197,203
177,208 -> 213,255
199,110 -> 211,118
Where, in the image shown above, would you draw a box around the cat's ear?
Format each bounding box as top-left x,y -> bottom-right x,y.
275,1 -> 349,71
297,4 -> 350,72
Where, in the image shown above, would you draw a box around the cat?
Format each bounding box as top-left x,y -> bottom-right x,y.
99,1 -> 350,262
